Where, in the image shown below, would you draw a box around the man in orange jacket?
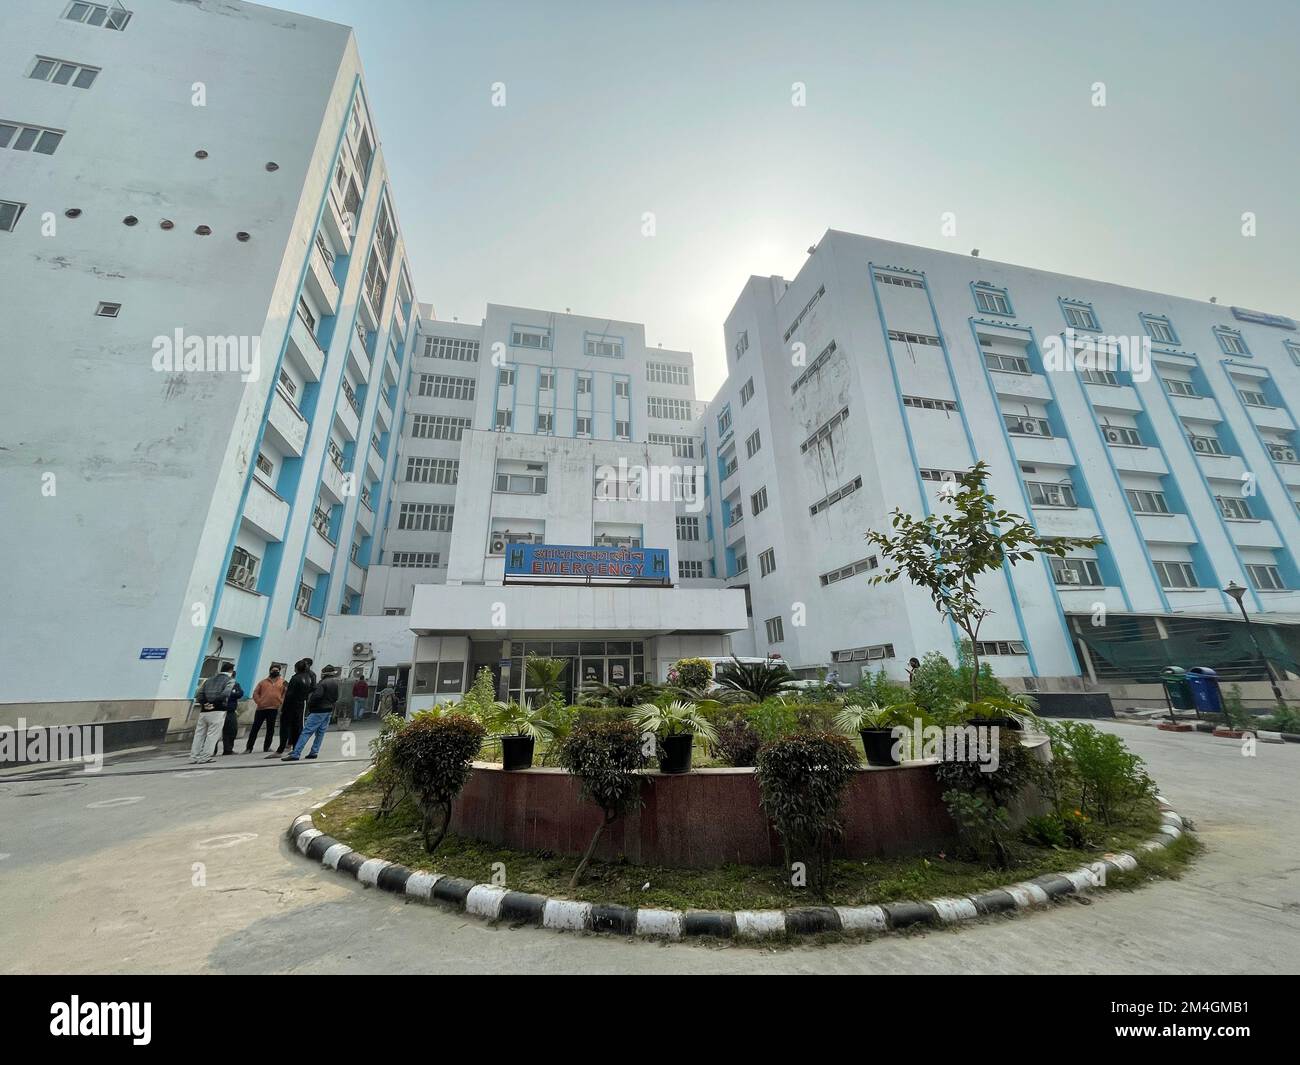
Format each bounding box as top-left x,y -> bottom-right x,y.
245,665 -> 287,753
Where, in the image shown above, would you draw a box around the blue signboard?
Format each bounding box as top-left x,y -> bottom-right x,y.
1231,307 -> 1296,330
504,543 -> 671,583
139,647 -> 168,660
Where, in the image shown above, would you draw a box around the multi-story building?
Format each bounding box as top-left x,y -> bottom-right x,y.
318,305 -> 747,710
705,231 -> 1300,699
1,0 -> 420,729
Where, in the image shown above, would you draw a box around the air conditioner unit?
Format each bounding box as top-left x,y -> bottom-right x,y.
1192,437 -> 1210,453
1062,570 -> 1081,584
1105,428 -> 1123,444
1280,448 -> 1298,463
229,565 -> 251,588
1019,420 -> 1041,435
489,536 -> 507,554
352,642 -> 374,659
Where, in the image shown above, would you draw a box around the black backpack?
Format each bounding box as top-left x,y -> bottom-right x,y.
199,673 -> 233,705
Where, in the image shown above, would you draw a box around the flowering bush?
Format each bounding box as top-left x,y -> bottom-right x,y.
669,657 -> 713,691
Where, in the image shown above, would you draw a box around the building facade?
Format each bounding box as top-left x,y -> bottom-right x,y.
704,231 -> 1300,693
1,0 -> 420,729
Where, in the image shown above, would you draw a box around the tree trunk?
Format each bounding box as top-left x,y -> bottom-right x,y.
422,801 -> 451,853
570,811 -> 614,889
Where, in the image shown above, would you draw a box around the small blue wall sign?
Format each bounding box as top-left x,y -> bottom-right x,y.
139,647 -> 168,660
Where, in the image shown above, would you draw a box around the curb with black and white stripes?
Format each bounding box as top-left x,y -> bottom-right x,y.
288,777 -> 1190,941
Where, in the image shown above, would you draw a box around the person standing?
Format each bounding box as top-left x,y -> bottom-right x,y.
246,665 -> 286,753
283,665 -> 340,761
219,672 -> 246,755
190,663 -> 235,765
351,673 -> 369,722
907,657 -> 922,683
272,658 -> 314,758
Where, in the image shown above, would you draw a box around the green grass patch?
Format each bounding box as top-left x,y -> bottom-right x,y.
311,779 -> 1193,913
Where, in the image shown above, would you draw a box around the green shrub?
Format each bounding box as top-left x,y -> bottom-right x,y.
935,728 -> 1035,867
369,712 -> 409,817
390,712 -> 486,853
851,668 -> 912,708
715,657 -> 797,701
908,646 -> 1010,718
1220,684 -> 1256,731
755,732 -> 861,895
1023,809 -> 1091,849
456,666 -> 500,723
669,657 -> 713,691
556,719 -> 646,887
1259,704 -> 1300,733
745,698 -> 800,743
1046,721 -> 1154,825
708,715 -> 762,767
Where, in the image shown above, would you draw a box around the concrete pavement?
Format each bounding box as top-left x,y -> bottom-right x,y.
0,721 -> 1296,973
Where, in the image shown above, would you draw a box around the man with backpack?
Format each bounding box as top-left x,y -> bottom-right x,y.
282,664 -> 340,761
191,663 -> 236,765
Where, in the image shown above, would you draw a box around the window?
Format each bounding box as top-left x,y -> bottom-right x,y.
511,327 -> 550,349
575,415 -> 591,436
498,368 -> 515,387
782,284 -> 825,342
575,374 -> 592,396
679,560 -> 704,579
614,379 -> 630,398
537,411 -> 554,434
1050,557 -> 1102,587
920,468 -> 962,483
389,551 -> 441,568
834,643 -> 896,663
716,406 -> 732,435
676,516 -> 700,542
648,362 -> 691,385
1215,328 -> 1250,356
417,373 -> 475,400
888,330 -> 941,347
800,407 -> 850,453
29,57 -> 100,89
984,351 -> 1032,374
745,430 -> 762,458
1125,489 -> 1170,514
1163,378 -> 1198,397
1154,561 -> 1198,590
586,337 -> 623,358
1247,564 -> 1285,591
1003,413 -> 1052,437
735,553 -> 748,573
1142,315 -> 1178,345
903,396 -> 958,412
1239,389 -> 1270,408
422,335 -> 479,362
615,419 -> 630,440
739,379 -> 755,406
1102,425 -> 1143,446
1062,301 -> 1099,330
873,270 -> 924,289
226,547 -> 259,590
648,433 -> 696,458
1187,433 -> 1224,455
1216,495 -> 1254,520
1286,341 -> 1300,367
255,453 -> 275,481
791,340 -> 838,393
495,409 -> 513,430
973,641 -> 1029,656
538,369 -> 555,391
0,122 -> 64,155
758,548 -> 776,577
384,608 -> 408,616
1026,480 -> 1077,508
648,396 -> 693,420
765,616 -> 785,643
0,200 -> 26,232
398,502 -> 454,532
495,462 -> 547,494
721,455 -> 738,479
1079,367 -> 1120,386
411,414 -> 469,440
405,456 -> 458,484
65,3 -> 131,29
751,486 -> 768,515
809,475 -> 863,516
974,285 -> 1012,315
1266,442 -> 1299,462
734,332 -> 749,359
296,582 -> 314,615
819,556 -> 878,586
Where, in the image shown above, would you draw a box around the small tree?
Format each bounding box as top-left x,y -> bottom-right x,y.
866,462 -> 1100,703
556,720 -> 646,888
525,654 -> 569,704
669,657 -> 713,692
390,713 -> 485,852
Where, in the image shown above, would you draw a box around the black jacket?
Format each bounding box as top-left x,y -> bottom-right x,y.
306,677 -> 340,713
282,670 -> 315,714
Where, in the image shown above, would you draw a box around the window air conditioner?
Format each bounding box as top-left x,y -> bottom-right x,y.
230,565 -> 251,588
490,536 -> 507,554
1019,420 -> 1040,435
1280,448 -> 1298,463
1105,428 -> 1123,444
1192,437 -> 1210,453
352,642 -> 374,658
1062,570 -> 1081,584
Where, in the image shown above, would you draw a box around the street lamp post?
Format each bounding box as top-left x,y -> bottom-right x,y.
1224,581 -> 1286,707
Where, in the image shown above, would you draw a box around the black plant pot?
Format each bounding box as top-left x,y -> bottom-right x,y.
860,728 -> 901,767
965,716 -> 1021,732
501,734 -> 535,771
658,733 -> 695,774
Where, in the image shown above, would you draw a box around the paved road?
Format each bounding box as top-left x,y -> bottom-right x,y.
1,721 -> 1296,974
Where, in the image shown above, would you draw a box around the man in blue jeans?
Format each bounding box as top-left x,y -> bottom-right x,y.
282,664 -> 340,761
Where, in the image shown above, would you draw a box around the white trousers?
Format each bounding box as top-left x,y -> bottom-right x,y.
189,709 -> 226,763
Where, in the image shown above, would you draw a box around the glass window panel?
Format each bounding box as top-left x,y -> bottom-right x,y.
74,68 -> 98,88
52,64 -> 76,85
14,127 -> 38,151
581,642 -> 605,656
34,130 -> 62,154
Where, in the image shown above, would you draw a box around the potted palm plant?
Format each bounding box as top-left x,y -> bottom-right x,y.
713,656 -> 797,702
493,699 -> 558,770
834,701 -> 920,767
629,699 -> 719,773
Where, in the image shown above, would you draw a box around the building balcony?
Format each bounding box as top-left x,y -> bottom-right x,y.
1226,518 -> 1283,551
988,369 -> 1052,403
321,449 -> 348,503
1272,459 -> 1300,488
1134,512 -> 1197,545
334,395 -> 360,441
1033,506 -> 1100,540
377,392 -> 394,432
724,515 -> 745,548
323,188 -> 356,254
243,476 -> 289,543
306,526 -> 336,573
1245,403 -> 1296,434
1165,588 -> 1230,613
1010,434 -> 1074,466
286,310 -> 325,382
1108,444 -> 1168,477
266,386 -> 308,457
355,497 -> 375,536
1085,382 -> 1143,414
305,238 -> 340,313
1169,393 -> 1221,424
1195,451 -> 1248,483
215,584 -> 268,638
1055,586 -> 1124,614
346,562 -> 366,595
385,346 -> 402,388
348,329 -> 371,384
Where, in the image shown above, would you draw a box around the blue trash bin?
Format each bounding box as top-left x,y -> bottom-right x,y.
1185,667 -> 1223,714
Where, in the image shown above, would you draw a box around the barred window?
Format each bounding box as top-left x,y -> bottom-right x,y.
411,414 -> 470,440
676,516 -> 701,541
418,373 -> 476,400
398,502 -> 454,531
388,551 -> 440,568
647,361 -> 691,386
421,335 -> 480,361
648,396 -> 693,420
679,560 -> 704,579
405,456 -> 459,484
648,433 -> 696,458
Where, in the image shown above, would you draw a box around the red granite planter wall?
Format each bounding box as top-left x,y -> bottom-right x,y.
448,762 -> 956,868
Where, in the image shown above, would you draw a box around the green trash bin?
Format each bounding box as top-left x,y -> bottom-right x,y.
1161,666 -> 1194,714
